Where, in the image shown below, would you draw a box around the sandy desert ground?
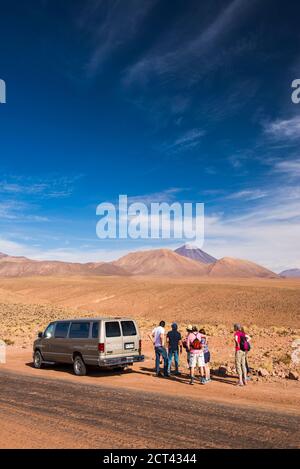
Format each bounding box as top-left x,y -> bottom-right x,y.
0,344 -> 300,448
0,275 -> 300,378
0,274 -> 299,448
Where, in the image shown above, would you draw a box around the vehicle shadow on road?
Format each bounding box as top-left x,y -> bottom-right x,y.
25,361 -> 137,377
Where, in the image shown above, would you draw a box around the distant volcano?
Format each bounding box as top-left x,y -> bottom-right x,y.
174,244 -> 217,264
279,268 -> 300,278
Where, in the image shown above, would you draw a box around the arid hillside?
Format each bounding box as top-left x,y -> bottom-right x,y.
0,275 -> 299,381
207,257 -> 279,278
0,248 -> 279,279
0,275 -> 299,331
113,249 -> 209,276
0,253 -> 128,277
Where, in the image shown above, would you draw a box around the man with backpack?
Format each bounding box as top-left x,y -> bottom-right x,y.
187,326 -> 205,385
241,326 -> 252,380
233,323 -> 250,386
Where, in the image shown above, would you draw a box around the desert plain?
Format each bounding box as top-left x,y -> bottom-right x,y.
0,274 -> 300,448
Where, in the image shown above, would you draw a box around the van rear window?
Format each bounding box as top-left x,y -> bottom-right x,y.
69,322 -> 90,339
105,321 -> 121,337
121,321 -> 137,336
54,322 -> 70,338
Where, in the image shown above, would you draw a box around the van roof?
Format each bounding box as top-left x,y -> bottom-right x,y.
52,317 -> 136,322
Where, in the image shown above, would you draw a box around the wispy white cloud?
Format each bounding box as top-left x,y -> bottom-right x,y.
264,115 -> 300,141
0,201 -> 29,220
273,158 -> 300,178
172,129 -> 205,148
0,236 -> 129,263
127,188 -> 185,205
226,189 -> 268,201
162,128 -> 206,153
0,175 -> 81,199
204,183 -> 300,272
124,0 -> 258,86
80,0 -> 157,76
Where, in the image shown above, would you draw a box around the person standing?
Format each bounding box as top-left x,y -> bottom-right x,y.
149,321 -> 168,377
182,324 -> 193,369
234,323 -> 247,386
199,328 -> 211,383
167,323 -> 182,375
187,326 -> 205,385
241,326 -> 252,380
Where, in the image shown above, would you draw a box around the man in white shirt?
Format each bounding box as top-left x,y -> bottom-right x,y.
149,320 -> 169,377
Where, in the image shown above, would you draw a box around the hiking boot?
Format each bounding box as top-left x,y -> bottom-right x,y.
190,378 -> 194,385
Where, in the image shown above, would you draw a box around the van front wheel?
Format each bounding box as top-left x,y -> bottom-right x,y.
33,350 -> 43,369
73,355 -> 87,376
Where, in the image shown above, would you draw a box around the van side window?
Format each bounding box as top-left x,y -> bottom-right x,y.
92,322 -> 99,338
121,321 -> 137,336
105,321 -> 121,337
69,322 -> 90,339
44,323 -> 55,338
54,322 -> 70,338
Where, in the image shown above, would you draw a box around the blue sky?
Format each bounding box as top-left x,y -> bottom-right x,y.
0,0 -> 300,271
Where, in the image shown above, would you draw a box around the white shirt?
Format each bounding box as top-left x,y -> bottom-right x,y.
152,326 -> 165,347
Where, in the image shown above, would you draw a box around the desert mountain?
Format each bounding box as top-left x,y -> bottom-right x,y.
0,250 -> 279,279
175,243 -> 217,264
279,268 -> 300,278
113,248 -> 209,276
207,257 -> 279,278
0,253 -> 129,277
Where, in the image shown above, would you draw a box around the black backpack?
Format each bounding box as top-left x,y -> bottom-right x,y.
240,334 -> 250,352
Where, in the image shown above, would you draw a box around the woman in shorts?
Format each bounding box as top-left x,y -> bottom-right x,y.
200,328 -> 211,383
187,326 -> 206,385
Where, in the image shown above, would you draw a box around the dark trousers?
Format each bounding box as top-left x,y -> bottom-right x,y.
155,346 -> 168,376
245,353 -> 250,373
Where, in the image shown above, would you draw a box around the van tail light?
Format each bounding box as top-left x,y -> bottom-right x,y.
139,339 -> 142,355
98,343 -> 105,353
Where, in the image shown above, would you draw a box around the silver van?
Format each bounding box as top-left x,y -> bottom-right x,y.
33,317 -> 144,376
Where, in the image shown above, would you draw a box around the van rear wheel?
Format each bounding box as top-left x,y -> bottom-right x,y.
73,355 -> 87,376
33,350 -> 43,369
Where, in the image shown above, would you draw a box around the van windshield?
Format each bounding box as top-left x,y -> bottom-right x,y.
44,323 -> 55,338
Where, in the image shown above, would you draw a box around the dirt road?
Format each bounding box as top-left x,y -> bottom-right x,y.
0,369 -> 299,449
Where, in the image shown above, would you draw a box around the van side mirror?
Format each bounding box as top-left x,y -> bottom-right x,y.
38,332 -> 43,338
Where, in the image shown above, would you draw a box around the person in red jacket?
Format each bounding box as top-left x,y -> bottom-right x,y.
234,323 -> 247,386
